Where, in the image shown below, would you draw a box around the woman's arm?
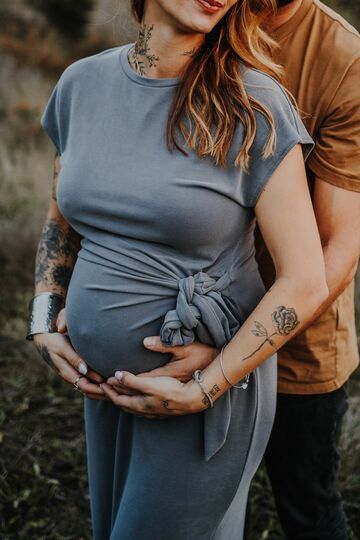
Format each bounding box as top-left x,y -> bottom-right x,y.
101,144 -> 329,415
35,153 -> 81,297
31,152 -> 106,398
187,143 -> 329,404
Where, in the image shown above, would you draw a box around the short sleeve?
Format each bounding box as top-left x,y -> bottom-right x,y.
240,72 -> 314,208
307,58 -> 360,193
40,76 -> 66,156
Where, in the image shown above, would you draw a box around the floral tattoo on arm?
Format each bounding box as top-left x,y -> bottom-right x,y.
242,306 -> 299,362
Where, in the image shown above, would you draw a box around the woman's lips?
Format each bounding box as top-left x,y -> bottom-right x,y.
196,0 -> 224,14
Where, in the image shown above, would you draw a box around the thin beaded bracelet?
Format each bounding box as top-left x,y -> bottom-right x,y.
192,369 -> 214,408
219,344 -> 251,390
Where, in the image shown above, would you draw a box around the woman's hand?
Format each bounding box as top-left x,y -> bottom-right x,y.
100,372 -> 207,418
33,331 -> 107,400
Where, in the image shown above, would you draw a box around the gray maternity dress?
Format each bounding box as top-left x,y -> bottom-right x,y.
40,42 -> 314,540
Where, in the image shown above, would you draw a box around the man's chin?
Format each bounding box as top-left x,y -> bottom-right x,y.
277,0 -> 295,7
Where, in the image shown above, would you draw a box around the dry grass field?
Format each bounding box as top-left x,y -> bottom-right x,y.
0,1 -> 359,538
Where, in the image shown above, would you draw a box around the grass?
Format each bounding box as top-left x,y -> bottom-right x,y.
0,338 -> 91,540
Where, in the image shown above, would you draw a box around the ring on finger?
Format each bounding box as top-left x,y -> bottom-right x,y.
73,375 -> 84,391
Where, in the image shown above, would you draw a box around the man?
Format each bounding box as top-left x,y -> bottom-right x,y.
139,1 -> 360,538
254,2 -> 360,538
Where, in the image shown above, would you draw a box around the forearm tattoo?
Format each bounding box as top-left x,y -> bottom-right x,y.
128,23 -> 159,76
242,306 -> 299,362
51,151 -> 60,200
201,384 -> 221,407
201,307 -> 298,406
35,218 -> 80,294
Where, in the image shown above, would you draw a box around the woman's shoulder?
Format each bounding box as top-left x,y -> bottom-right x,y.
240,65 -> 289,102
239,65 -> 310,140
55,45 -> 124,91
240,65 -> 301,124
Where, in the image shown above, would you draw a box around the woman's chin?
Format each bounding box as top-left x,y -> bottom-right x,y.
174,10 -> 224,36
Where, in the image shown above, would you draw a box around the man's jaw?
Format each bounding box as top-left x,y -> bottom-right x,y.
276,0 -> 295,7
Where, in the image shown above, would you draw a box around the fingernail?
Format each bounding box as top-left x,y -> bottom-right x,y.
79,362 -> 88,375
115,371 -> 123,381
143,337 -> 156,347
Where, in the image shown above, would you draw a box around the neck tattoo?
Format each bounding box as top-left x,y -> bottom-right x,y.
128,24 -> 159,76
181,46 -> 198,57
128,23 -> 201,77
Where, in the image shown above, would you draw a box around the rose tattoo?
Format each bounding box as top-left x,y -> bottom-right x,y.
241,306 -> 299,363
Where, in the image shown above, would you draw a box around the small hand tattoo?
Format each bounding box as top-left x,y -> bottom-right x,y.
162,400 -> 170,409
39,344 -> 58,373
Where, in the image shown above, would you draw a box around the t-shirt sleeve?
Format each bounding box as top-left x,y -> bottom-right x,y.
40,75 -> 67,156
306,58 -> 360,193
240,77 -> 314,208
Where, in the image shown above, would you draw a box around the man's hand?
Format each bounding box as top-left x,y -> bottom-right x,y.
139,337 -> 220,382
105,336 -> 220,397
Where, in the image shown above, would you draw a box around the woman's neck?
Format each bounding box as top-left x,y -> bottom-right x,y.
129,8 -> 204,79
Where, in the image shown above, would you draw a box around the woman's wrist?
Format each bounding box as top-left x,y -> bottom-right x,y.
26,292 -> 65,341
184,379 -> 209,412
184,353 -> 233,411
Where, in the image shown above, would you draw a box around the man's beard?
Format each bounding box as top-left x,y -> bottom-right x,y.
277,0 -> 295,6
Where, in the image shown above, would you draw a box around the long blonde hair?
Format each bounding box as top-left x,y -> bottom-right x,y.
131,0 -> 282,171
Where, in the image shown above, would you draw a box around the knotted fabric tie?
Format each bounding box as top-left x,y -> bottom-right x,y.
159,271 -> 239,349
159,270 -> 242,461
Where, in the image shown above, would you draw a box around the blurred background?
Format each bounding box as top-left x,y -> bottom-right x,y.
0,0 -> 359,538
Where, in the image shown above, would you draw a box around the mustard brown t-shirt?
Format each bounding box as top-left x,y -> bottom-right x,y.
255,0 -> 360,394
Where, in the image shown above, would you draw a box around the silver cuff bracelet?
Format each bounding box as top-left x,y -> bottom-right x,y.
26,292 -> 65,341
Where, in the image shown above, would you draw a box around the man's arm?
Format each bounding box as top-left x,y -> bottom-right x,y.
290,177 -> 360,337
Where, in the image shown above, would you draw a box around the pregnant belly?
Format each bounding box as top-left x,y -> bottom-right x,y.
65,251 -> 243,379
65,257 -> 174,378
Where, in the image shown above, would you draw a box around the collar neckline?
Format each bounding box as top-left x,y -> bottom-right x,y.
270,0 -> 314,41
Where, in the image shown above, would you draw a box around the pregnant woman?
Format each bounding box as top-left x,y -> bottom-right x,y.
26,0 -> 329,538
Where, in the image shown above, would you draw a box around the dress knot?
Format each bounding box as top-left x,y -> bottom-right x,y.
159,270 -> 239,348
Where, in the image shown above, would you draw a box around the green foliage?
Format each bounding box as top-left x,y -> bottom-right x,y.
31,0 -> 95,40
